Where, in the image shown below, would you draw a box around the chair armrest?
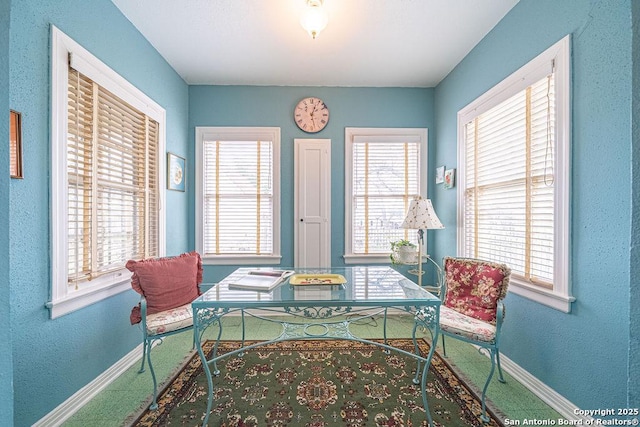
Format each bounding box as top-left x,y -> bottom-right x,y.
496,300 -> 505,329
139,295 -> 148,314
139,296 -> 148,329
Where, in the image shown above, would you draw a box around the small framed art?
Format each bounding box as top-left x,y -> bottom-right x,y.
10,110 -> 23,179
167,152 -> 185,191
444,168 -> 456,189
435,166 -> 445,184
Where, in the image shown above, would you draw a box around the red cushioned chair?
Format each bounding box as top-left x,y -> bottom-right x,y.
439,256 -> 511,423
128,251 -> 203,410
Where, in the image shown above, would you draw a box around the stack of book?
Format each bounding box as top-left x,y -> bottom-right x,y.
228,270 -> 295,291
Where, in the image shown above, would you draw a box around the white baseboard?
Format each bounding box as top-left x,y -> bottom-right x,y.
480,347 -> 592,422
32,343 -> 144,427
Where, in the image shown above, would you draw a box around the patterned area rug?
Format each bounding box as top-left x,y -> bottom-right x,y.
132,339 -> 504,427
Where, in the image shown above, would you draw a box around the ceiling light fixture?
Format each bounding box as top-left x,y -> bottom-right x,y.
300,0 -> 328,40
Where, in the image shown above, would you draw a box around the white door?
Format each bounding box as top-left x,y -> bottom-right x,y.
294,139 -> 331,268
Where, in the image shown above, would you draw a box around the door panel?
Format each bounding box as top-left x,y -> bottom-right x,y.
294,139 -> 331,268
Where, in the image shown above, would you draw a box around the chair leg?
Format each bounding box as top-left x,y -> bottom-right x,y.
147,338 -> 159,411
496,349 -> 506,383
138,337 -> 148,373
441,334 -> 447,356
479,349 -> 498,423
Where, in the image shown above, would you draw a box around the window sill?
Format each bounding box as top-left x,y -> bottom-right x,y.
343,254 -> 391,264
202,254 -> 282,265
509,278 -> 575,313
46,278 -> 130,319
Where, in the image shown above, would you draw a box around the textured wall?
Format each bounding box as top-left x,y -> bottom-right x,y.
0,1 -> 14,425
188,85 -> 436,282
7,1 -> 189,425
630,0 -> 640,408
434,0 -> 632,410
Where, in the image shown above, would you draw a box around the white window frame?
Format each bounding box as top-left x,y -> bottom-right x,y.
49,26 -> 166,319
457,35 -> 573,312
195,126 -> 282,265
344,127 -> 428,264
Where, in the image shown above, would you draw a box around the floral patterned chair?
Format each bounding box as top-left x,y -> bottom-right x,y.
439,256 -> 511,422
128,251 -> 203,410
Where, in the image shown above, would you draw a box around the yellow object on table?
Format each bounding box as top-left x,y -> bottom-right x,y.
289,273 -> 347,285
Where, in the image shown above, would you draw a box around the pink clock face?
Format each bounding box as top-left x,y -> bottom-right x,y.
295,97 -> 329,133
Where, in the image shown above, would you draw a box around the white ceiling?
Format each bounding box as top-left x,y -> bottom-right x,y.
111,0 -> 519,88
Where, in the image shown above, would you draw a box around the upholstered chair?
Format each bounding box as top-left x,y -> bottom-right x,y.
128,251 -> 203,410
439,256 -> 511,423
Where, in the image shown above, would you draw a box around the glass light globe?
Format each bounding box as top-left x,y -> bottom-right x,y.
300,2 -> 328,39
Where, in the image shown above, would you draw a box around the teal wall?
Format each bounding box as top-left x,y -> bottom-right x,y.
433,0 -> 633,409
7,1 -> 190,425
1,1 -> 14,425
188,85 -> 436,282
630,0 -> 639,407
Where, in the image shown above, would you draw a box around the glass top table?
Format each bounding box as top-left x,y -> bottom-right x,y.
192,266 -> 441,426
196,266 -> 440,307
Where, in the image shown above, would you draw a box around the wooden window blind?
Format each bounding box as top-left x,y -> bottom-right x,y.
67,67 -> 159,285
351,136 -> 420,254
201,139 -> 274,256
462,73 -> 555,288
9,111 -> 22,178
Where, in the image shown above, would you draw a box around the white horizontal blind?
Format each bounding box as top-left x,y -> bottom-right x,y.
351,140 -> 420,254
463,74 -> 555,288
202,140 -> 274,256
67,68 -> 158,285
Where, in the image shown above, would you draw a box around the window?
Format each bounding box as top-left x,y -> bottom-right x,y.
457,35 -> 572,312
50,27 -> 166,318
196,127 -> 281,265
344,128 -> 427,264
9,110 -> 22,178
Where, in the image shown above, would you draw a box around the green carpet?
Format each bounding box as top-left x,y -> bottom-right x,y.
132,338 -> 504,427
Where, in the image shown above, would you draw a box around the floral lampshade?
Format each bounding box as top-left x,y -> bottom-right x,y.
401,196 -> 444,230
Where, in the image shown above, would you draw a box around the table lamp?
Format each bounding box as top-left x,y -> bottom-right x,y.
401,196 -> 444,286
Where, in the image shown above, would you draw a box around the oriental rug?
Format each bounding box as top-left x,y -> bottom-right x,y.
131,339 -> 504,427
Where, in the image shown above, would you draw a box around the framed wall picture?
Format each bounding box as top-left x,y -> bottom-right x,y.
167,152 -> 185,191
10,110 -> 23,179
435,166 -> 445,184
444,168 -> 456,189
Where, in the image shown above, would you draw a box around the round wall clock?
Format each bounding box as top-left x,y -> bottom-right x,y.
294,97 -> 329,133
